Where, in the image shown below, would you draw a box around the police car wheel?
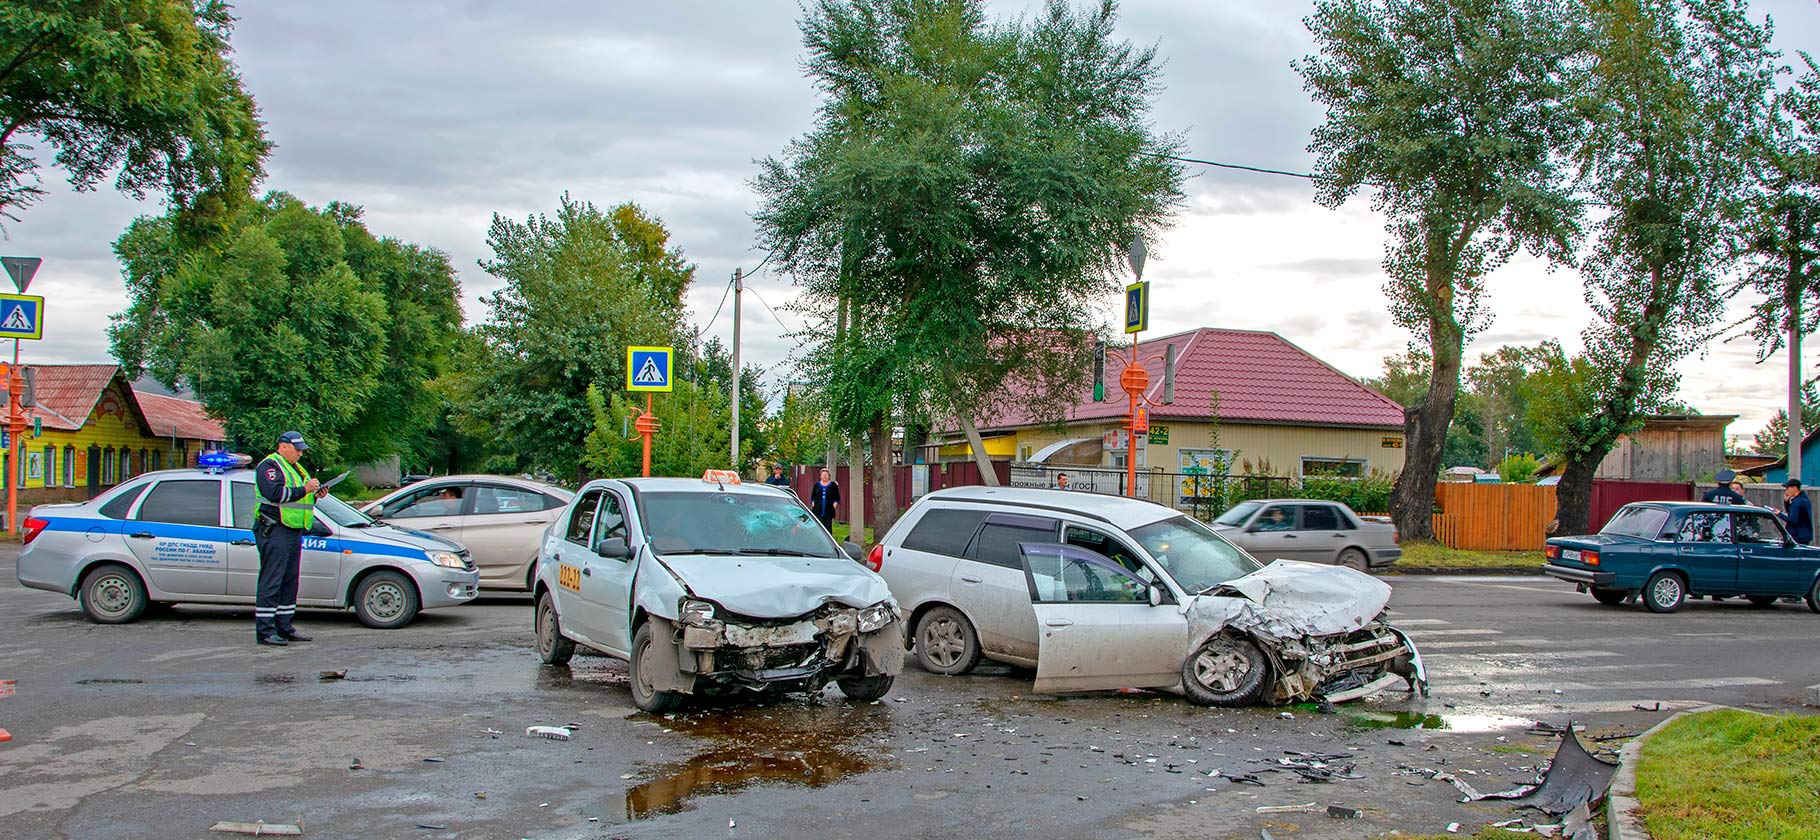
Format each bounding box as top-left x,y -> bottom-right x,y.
353,570 -> 420,629
629,623 -> 684,713
536,591 -> 575,665
78,564 -> 148,625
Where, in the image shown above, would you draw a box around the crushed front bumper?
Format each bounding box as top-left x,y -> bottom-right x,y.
672,606 -> 904,692
1269,621 -> 1427,704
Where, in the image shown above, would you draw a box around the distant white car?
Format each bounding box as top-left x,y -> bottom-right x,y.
531,475 -> 904,712
1209,499 -> 1400,571
871,487 -> 1425,706
362,475 -> 572,591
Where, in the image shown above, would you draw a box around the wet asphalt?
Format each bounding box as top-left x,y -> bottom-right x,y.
2,546 -> 1817,840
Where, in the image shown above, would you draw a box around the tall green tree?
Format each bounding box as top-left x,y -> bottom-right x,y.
1465,344 -> 1542,462
583,379 -> 732,480
0,0 -> 267,227
1299,0 -> 1585,541
450,196 -> 693,483
1549,0 -> 1776,534
109,193 -> 460,467
755,0 -> 1183,537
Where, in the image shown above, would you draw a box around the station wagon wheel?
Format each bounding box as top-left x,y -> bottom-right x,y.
1337,548 -> 1369,572
914,605 -> 981,676
1642,571 -> 1686,614
535,591 -> 575,665
78,564 -> 148,625
353,570 -> 420,629
1591,587 -> 1629,606
1180,635 -> 1270,707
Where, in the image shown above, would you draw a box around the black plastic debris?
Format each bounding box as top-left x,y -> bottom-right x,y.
1326,805 -> 1361,819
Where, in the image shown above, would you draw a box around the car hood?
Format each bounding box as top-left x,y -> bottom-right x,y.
1192,559 -> 1393,640
341,523 -> 462,555
653,554 -> 893,619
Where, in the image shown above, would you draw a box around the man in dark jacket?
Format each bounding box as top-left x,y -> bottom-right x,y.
764,465 -> 791,487
1780,480 -> 1813,544
1701,469 -> 1745,504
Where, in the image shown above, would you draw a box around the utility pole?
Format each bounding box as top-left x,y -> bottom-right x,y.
730,268 -> 743,471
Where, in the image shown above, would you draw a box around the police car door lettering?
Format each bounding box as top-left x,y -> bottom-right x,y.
303,537 -> 329,551
152,540 -> 222,565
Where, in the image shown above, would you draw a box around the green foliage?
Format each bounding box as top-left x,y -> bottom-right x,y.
1497,452 -> 1542,483
1299,471 -> 1397,514
447,195 -> 695,482
333,475 -> 369,503
754,0 -> 1184,442
1364,350 -> 1432,409
0,0 -> 268,227
1753,388 -> 1820,454
1520,340 -> 1617,463
769,385 -> 833,468
109,193 -> 457,469
582,380 -> 731,479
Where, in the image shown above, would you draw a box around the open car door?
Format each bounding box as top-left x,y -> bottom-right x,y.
1019,543 -> 1188,693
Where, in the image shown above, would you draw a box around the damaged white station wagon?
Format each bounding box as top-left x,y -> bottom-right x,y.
532,475 -> 903,712
872,487 -> 1427,706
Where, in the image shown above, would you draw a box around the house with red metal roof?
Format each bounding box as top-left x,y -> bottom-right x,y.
11,364 -> 225,505
933,327 -> 1408,483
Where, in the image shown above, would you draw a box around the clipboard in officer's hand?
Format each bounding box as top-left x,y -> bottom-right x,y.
319,471 -> 352,495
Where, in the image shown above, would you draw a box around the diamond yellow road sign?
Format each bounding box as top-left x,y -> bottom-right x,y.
626,346 -> 674,393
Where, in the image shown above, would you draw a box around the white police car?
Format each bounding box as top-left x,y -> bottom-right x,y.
532,472 -> 904,712
16,454 -> 480,628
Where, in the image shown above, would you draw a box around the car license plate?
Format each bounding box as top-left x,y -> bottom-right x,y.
1562,549 -> 1581,561
558,564 -> 582,592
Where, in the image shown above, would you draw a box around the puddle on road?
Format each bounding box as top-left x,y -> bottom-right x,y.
622,701 -> 891,819
535,662 -> 630,691
1342,709 -> 1530,733
254,673 -> 297,685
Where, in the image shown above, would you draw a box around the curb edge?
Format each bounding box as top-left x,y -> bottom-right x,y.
1606,704 -> 1733,840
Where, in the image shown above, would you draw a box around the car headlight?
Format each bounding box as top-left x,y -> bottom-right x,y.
427,551 -> 465,569
680,599 -> 719,627
857,602 -> 896,633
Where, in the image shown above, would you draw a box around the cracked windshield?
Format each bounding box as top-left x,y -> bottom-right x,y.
642,491 -> 843,557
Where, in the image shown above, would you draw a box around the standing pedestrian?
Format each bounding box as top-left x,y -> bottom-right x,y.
809,468 -> 841,533
1701,469 -> 1745,504
765,465 -> 791,487
1781,480 -> 1813,545
253,431 -> 319,646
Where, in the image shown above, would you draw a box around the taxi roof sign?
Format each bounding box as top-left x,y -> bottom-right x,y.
702,469 -> 742,485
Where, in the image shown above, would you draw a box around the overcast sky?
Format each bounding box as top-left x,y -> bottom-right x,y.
10,0 -> 1820,442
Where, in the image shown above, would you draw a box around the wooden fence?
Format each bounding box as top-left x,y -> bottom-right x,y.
1431,483 -> 1558,551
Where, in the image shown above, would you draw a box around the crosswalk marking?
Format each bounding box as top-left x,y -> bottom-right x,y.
1403,628 -> 1502,637
1389,618 -> 1452,626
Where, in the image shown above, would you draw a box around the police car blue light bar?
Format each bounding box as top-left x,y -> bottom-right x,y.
198,451 -> 252,472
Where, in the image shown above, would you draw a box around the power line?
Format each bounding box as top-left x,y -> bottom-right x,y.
1147,151 -> 1324,182
746,285 -> 798,335
699,276 -> 734,336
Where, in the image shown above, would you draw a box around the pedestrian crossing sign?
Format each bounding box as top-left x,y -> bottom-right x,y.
626,346 -> 674,393
0,294 -> 42,340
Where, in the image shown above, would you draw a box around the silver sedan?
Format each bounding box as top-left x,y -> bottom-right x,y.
362,475 -> 572,591
1208,499 -> 1400,571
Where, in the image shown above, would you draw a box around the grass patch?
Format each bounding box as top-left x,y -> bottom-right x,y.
1393,540 -> 1544,570
831,523 -> 875,545
1489,743 -> 1542,755
1635,708 -> 1820,840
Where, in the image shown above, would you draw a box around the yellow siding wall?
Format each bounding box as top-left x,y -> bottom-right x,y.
1011,421 -> 1406,477
9,380 -> 216,501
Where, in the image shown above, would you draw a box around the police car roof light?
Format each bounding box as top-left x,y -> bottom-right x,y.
199,451 -> 252,473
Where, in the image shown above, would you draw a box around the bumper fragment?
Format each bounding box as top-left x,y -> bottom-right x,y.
1543,564 -> 1615,587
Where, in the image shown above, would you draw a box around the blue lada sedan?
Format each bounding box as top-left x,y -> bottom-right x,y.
1543,501 -> 1820,613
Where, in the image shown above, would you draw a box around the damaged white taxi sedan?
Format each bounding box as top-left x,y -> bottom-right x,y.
532,475 -> 904,712
873,487 -> 1426,706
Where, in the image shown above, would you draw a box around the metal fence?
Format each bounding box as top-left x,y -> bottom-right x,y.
1008,463 -> 1293,519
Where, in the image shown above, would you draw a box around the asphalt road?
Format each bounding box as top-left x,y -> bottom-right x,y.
2,547 -> 1816,840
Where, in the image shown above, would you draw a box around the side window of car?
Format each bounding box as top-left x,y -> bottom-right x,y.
1023,543 -> 1150,603
566,490 -> 603,545
134,480 -> 223,528
1063,525 -> 1153,581
385,485 -> 465,518
1733,513 -> 1783,545
967,515 -> 1059,569
98,481 -> 151,519
472,485 -> 547,515
900,507 -> 989,557
1302,505 -> 1340,531
593,493 -> 628,544
1677,512 -> 1732,543
230,482 -> 257,530
1255,505 -> 1296,532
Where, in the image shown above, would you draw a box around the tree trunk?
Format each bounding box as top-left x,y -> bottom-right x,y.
1552,451 -> 1601,536
869,415 -> 898,541
957,414 -> 1001,487
1389,338 -> 1462,541
847,430 -> 866,542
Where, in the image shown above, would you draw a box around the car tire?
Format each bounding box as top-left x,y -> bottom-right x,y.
1591,587 -> 1629,606
914,605 -> 981,676
78,564 -> 148,625
836,674 -> 895,702
1337,548 -> 1369,572
1181,635 -> 1271,707
1642,571 -> 1686,614
535,591 -> 575,666
1745,595 -> 1778,609
353,570 -> 420,629
629,623 -> 684,713
1806,578 -> 1820,615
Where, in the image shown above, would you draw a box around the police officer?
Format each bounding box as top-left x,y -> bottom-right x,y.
254,431 -> 320,646
1701,469 -> 1745,505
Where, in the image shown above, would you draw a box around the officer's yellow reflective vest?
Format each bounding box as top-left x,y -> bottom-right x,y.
267,453 -> 316,530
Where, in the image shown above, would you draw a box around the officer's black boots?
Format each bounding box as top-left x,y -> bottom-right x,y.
256,632 -> 288,646
281,629 -> 313,642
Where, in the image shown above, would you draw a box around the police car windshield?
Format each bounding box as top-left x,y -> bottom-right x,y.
640,491 -> 842,558
316,493 -> 376,528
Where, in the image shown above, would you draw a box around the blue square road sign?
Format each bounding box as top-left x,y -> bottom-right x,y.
626,346 -> 674,393
0,294 -> 42,340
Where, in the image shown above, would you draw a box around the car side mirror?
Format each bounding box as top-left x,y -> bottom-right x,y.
308,520 -> 333,538
595,536 -> 631,560
841,540 -> 864,562
1147,586 -> 1163,607
1244,523 -> 1260,533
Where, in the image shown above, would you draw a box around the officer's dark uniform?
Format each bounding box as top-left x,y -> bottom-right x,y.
254,432 -> 316,645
